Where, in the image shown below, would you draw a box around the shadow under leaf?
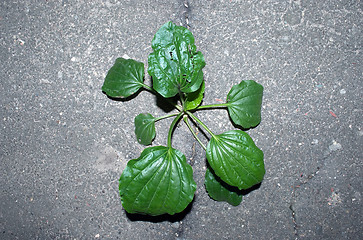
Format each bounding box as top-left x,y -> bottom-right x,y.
102,87 -> 143,102
125,198 -> 194,223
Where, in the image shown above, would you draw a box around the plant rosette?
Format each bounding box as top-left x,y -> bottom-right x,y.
102,21 -> 265,216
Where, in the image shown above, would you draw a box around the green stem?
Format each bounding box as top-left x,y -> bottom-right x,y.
167,112 -> 184,148
183,116 -> 206,151
178,89 -> 186,110
142,84 -> 182,111
154,113 -> 179,122
141,83 -> 154,93
186,111 -> 216,139
195,103 -> 229,110
170,100 -> 182,112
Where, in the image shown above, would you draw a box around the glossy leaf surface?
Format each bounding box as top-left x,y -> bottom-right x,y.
206,130 -> 265,190
102,58 -> 144,98
227,80 -> 263,128
119,146 -> 196,216
205,168 -> 243,206
134,113 -> 156,145
148,21 -> 205,98
185,81 -> 205,110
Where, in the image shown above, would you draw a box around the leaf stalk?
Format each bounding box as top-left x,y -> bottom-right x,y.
142,83 -> 182,111
167,112 -> 184,148
195,103 -> 229,110
185,111 -> 216,138
183,116 -> 207,151
155,113 -> 179,122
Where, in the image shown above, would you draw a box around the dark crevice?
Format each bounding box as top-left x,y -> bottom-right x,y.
179,0 -> 191,29
175,220 -> 184,239
289,166 -> 321,239
287,138 -> 336,237
188,142 -> 196,166
170,2 -> 191,238
289,197 -> 299,238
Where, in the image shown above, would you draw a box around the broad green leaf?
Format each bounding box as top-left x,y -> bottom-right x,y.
226,80 -> 263,128
205,168 -> 243,206
102,58 -> 144,98
148,21 -> 205,98
185,81 -> 205,110
134,113 -> 156,145
119,146 -> 196,216
206,130 -> 265,190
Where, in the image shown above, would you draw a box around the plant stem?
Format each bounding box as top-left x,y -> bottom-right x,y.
183,116 -> 206,151
141,83 -> 154,93
167,112 -> 184,148
170,100 -> 182,112
154,113 -> 179,122
178,89 -> 186,110
195,103 -> 229,110
142,83 -> 182,111
185,111 -> 216,139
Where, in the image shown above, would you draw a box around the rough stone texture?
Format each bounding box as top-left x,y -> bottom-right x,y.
1,0 -> 361,239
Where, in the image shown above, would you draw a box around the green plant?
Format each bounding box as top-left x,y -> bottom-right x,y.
102,21 -> 265,216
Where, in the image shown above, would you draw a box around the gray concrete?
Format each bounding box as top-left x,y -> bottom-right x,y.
1,0 -> 362,239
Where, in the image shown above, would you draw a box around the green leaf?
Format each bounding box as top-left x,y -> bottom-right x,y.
134,113 -> 156,145
205,168 -> 243,206
206,130 -> 265,190
185,80 -> 205,110
102,58 -> 144,98
119,146 -> 196,216
226,80 -> 263,128
148,21 -> 205,98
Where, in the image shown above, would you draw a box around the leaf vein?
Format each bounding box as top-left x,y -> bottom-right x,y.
129,151 -> 168,211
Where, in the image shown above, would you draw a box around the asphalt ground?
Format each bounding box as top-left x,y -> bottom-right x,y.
1,0 -> 362,239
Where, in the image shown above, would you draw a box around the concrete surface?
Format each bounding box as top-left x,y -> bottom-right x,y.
1,0 -> 362,239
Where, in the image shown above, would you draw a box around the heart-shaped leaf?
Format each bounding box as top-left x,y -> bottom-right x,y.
134,113 -> 156,145
226,80 -> 263,128
206,130 -> 265,190
205,168 -> 243,206
185,80 -> 205,110
148,21 -> 205,98
119,146 -> 196,216
102,58 -> 144,98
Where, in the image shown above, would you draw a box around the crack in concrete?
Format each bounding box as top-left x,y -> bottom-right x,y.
171,3 -> 191,239
289,203 -> 298,238
289,166 -> 321,239
179,0 -> 191,28
288,148 -> 340,238
189,141 -> 196,166
175,220 -> 184,239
